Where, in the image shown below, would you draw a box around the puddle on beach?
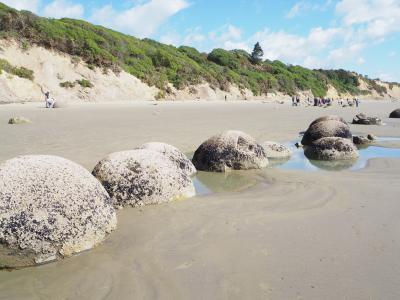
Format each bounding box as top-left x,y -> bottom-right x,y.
192,170 -> 263,195
274,137 -> 400,172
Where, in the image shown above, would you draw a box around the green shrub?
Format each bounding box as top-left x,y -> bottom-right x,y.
76,79 -> 93,88
59,81 -> 76,88
0,58 -> 34,80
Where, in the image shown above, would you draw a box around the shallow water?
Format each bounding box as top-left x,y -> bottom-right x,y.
274,141 -> 400,172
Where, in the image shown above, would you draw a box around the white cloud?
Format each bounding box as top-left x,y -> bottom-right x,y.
90,0 -> 190,38
1,0 -> 40,12
209,25 -> 243,43
286,0 -> 333,18
336,0 -> 400,38
43,0 -> 84,19
249,26 -> 344,67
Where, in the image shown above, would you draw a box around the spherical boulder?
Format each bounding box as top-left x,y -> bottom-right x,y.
192,130 -> 268,172
304,137 -> 359,160
309,115 -> 347,126
92,149 -> 195,208
0,155 -> 117,268
389,109 -> 400,118
352,113 -> 382,125
137,142 -> 196,176
301,120 -> 352,146
262,141 -> 292,159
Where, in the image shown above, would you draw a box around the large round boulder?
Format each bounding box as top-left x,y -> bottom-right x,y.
389,109 -> 400,118
262,141 -> 292,159
192,130 -> 268,172
137,142 -> 196,176
92,149 -> 195,208
0,155 -> 117,268
352,113 -> 382,125
301,120 -> 352,146
309,115 -> 347,126
304,137 -> 359,160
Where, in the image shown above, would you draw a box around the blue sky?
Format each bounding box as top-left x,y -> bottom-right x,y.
3,0 -> 400,82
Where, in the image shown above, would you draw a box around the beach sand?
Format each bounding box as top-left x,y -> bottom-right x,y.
1,100 -> 400,299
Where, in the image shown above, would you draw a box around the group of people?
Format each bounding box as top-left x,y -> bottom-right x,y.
291,95 -> 361,108
338,97 -> 360,107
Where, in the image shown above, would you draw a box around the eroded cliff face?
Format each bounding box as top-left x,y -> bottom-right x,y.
0,39 -> 398,104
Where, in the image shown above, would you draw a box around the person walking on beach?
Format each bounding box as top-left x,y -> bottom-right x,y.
296,96 -> 300,106
292,95 -> 296,106
355,98 -> 359,107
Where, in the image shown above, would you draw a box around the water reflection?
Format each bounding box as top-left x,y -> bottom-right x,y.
193,170 -> 261,195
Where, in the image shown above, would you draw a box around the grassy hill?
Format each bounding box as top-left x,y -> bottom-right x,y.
0,2 -> 396,98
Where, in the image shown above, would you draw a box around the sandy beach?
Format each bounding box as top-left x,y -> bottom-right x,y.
1,100 -> 400,299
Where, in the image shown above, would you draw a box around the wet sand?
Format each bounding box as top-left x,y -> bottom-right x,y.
1,100 -> 400,299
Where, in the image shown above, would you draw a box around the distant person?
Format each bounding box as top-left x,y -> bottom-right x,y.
292,95 -> 296,106
45,91 -> 56,108
224,95 -> 227,101
296,96 -> 300,106
355,98 -> 359,107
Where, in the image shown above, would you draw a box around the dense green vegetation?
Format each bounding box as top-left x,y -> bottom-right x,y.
0,2 -> 392,97
0,58 -> 34,80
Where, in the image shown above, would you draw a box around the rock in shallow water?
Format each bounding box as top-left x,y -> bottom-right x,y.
352,113 -> 382,125
137,142 -> 196,176
92,149 -> 195,208
192,130 -> 268,172
301,119 -> 352,146
353,134 -> 376,145
262,141 -> 292,159
304,137 -> 359,161
389,109 -> 400,118
0,155 -> 117,268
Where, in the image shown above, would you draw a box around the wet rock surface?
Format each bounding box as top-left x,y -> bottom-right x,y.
92,149 -> 195,208
301,119 -> 352,146
137,142 -> 196,176
304,137 -> 359,161
389,109 -> 400,118
309,115 -> 348,127
353,134 -> 376,145
262,141 -> 292,159
192,130 -> 268,172
0,155 -> 117,268
352,113 -> 382,125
